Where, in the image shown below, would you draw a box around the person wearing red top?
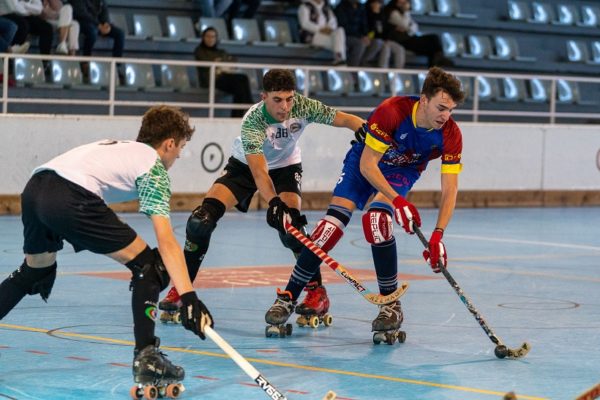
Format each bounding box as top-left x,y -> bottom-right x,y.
265,67 -> 465,339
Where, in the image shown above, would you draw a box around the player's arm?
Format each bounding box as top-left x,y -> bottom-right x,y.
435,172 -> 458,231
245,153 -> 278,203
359,145 -> 399,202
150,215 -> 194,295
332,111 -> 366,132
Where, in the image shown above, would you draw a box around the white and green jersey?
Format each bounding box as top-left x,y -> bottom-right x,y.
33,140 -> 171,217
231,92 -> 337,169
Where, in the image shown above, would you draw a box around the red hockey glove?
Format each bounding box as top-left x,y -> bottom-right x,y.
392,195 -> 421,234
422,229 -> 446,273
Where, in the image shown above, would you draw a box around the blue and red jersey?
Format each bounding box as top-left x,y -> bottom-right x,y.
364,96 -> 463,175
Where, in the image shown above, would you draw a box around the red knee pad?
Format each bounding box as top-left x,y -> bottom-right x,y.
362,209 -> 394,244
310,219 -> 344,252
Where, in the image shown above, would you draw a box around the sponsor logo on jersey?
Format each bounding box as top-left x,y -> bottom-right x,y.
399,132 -> 409,140
369,122 -> 388,139
443,153 -> 461,161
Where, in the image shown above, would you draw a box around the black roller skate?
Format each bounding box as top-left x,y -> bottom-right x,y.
295,282 -> 333,329
372,300 -> 406,345
265,289 -> 296,338
158,287 -> 182,324
130,338 -> 185,399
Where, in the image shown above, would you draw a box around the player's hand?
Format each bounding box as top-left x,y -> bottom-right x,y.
351,123 -> 368,145
392,196 -> 421,234
422,229 -> 446,273
266,196 -> 291,234
180,291 -> 213,340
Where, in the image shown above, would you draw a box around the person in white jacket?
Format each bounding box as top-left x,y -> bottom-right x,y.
0,0 -> 53,56
41,0 -> 79,55
298,0 -> 347,65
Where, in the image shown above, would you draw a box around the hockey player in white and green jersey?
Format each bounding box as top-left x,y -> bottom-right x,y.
159,69 -> 365,328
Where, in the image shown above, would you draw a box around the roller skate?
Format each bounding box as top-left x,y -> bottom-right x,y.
159,287 -> 182,324
130,338 -> 185,399
295,282 -> 333,329
265,289 -> 296,338
372,300 -> 406,345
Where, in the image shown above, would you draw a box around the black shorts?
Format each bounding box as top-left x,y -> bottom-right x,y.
215,157 -> 303,212
21,171 -> 137,255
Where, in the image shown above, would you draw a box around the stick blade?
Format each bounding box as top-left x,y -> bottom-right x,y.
322,390 -> 337,400
363,282 -> 409,305
507,342 -> 531,359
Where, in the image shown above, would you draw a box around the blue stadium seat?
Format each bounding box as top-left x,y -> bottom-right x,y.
160,64 -> 196,92
122,63 -> 162,91
51,60 -> 83,88
430,0 -> 476,19
525,78 -> 549,102
295,69 -> 325,95
388,73 -> 417,96
527,2 -> 555,24
441,32 -> 465,57
507,0 -> 531,21
490,36 -> 536,62
590,41 -> 600,64
411,0 -> 434,15
166,16 -> 200,42
323,69 -> 354,96
232,18 -> 275,46
566,40 -> 590,63
14,58 -> 46,87
132,14 -> 169,41
475,76 -> 499,102
578,5 -> 600,27
497,77 -> 526,102
553,4 -> 579,26
263,20 -> 309,48
356,71 -> 387,97
464,35 -> 493,59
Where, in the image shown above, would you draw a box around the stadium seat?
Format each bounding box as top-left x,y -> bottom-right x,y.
490,36 -> 536,62
14,58 -> 47,87
295,69 -> 325,95
430,0 -> 476,19
507,0 -> 531,21
475,76 -> 499,102
237,68 -> 260,92
323,69 -> 354,95
88,61 -> 114,88
166,16 -> 199,42
51,60 -> 83,88
566,40 -> 590,63
525,78 -> 549,102
110,13 -> 132,38
388,73 -> 416,96
132,14 -> 168,41
578,5 -> 600,27
356,71 -> 386,97
198,17 -> 237,45
160,64 -> 196,92
590,41 -> 600,64
263,20 -> 309,48
232,19 -> 275,46
553,4 -> 579,26
123,63 -> 158,91
527,2 -> 555,24
457,76 -> 471,100
464,35 -> 493,59
497,77 -> 526,102
411,0 -> 434,15
441,32 -> 465,57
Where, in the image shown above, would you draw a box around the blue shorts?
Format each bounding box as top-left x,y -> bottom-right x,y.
332,145 -> 420,210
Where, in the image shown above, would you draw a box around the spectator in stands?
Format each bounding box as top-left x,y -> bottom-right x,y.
194,0 -> 233,18
383,0 -> 452,68
334,0 -> 370,67
223,0 -> 261,24
1,0 -> 53,56
69,0 -> 125,83
0,15 -> 17,53
298,0 -> 346,65
364,0 -> 405,69
41,0 -> 79,55
195,27 -> 253,118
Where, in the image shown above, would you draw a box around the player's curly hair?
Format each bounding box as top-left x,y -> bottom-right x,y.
421,67 -> 465,104
262,69 -> 296,92
136,105 -> 195,147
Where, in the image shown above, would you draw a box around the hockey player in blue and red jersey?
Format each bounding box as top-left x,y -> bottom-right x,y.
265,67 -> 465,341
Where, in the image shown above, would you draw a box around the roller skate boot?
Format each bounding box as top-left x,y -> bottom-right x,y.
295,282 -> 333,329
159,287 -> 182,324
372,300 -> 406,345
130,338 -> 185,399
265,289 -> 296,337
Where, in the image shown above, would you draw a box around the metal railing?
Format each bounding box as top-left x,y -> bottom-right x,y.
2,53 -> 599,123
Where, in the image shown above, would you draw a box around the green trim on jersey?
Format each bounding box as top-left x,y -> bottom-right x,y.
136,158 -> 171,217
241,92 -> 337,155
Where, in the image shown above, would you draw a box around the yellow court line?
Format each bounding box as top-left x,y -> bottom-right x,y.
0,322 -> 548,400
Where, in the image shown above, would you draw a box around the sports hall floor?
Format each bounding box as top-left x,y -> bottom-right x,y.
0,207 -> 598,400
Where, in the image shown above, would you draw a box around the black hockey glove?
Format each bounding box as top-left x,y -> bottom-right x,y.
180,291 -> 213,340
266,196 -> 291,234
351,123 -> 368,145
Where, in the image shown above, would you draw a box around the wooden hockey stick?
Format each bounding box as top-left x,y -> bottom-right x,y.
575,383 -> 600,400
285,222 -> 408,305
414,225 -> 530,359
205,326 -> 335,400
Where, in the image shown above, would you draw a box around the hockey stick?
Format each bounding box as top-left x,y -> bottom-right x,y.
205,326 -> 336,400
285,222 -> 408,305
413,225 -> 530,359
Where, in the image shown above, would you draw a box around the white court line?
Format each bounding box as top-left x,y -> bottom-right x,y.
447,234 -> 600,252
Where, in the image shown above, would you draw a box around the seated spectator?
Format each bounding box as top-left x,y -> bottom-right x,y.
195,27 -> 253,118
383,0 -> 452,67
298,0 -> 346,65
363,0 -> 405,69
0,15 -> 17,53
69,0 -> 124,82
334,0 -> 370,67
1,0 -> 53,56
41,0 -> 79,55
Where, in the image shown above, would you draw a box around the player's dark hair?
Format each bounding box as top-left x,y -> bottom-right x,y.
262,69 -> 296,92
421,67 -> 465,104
136,105 -> 195,147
